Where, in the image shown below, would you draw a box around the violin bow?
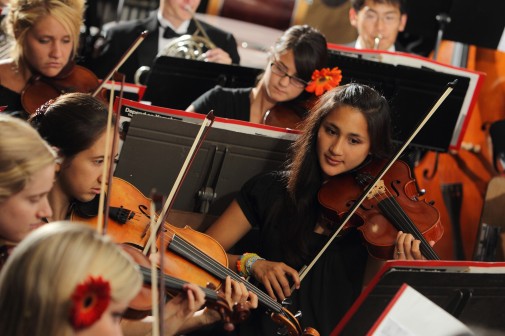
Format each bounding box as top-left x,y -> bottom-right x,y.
143,111 -> 215,254
96,76 -> 118,232
296,80 -> 458,284
100,72 -> 126,235
149,189 -> 162,336
91,31 -> 148,98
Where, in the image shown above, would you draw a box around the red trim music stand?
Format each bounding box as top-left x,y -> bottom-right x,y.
331,260 -> 505,335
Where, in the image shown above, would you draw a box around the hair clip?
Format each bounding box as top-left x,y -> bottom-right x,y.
69,275 -> 111,330
34,98 -> 55,119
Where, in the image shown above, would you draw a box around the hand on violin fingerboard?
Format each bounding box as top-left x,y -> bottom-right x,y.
161,283 -> 207,335
394,231 -> 435,260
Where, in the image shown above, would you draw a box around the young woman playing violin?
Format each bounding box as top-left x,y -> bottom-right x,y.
0,0 -> 84,118
0,114 -> 56,268
29,92 -> 258,335
186,25 -> 328,129
204,83 -> 432,335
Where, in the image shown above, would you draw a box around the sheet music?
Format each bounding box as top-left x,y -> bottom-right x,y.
498,27 -> 505,53
369,284 -> 474,336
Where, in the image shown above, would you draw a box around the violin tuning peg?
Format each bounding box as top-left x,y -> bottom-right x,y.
419,189 -> 426,196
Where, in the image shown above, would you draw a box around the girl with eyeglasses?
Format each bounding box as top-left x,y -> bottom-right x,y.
186,25 -> 327,127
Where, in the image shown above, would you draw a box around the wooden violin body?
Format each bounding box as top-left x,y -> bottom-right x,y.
71,177 -> 228,289
21,64 -> 105,115
319,159 -> 443,260
120,243 -> 248,329
72,177 -> 319,335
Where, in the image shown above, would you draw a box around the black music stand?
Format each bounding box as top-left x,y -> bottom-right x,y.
331,260 -> 505,335
326,49 -> 470,152
142,56 -> 262,110
402,0 -> 505,54
114,112 -> 293,216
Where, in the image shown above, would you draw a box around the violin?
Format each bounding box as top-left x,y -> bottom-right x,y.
119,243 -> 248,330
21,63 -> 105,115
71,177 -> 319,336
263,95 -> 318,130
263,103 -> 304,130
318,159 -> 444,260
72,177 -> 228,290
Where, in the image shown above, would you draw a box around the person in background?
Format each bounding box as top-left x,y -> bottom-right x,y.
204,83 -> 431,335
186,25 -> 327,128
0,0 -> 84,117
88,0 -> 240,84
0,114 -> 56,267
348,0 -> 407,51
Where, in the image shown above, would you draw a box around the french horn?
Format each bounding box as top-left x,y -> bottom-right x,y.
134,6 -> 215,85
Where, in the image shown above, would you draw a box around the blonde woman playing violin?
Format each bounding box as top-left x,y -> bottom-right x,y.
0,0 -> 84,118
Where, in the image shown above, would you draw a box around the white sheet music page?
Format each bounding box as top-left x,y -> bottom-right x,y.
368,284 -> 474,336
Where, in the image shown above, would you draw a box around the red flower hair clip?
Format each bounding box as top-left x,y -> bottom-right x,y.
69,275 -> 111,330
305,67 -> 342,96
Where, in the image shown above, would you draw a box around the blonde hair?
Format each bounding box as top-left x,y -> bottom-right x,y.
0,114 -> 56,203
0,222 -> 142,336
6,0 -> 84,72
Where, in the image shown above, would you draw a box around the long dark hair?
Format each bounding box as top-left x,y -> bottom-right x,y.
29,92 -> 112,159
280,83 -> 392,265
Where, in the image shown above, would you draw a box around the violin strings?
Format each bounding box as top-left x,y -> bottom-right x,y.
167,234 -> 284,313
359,174 -> 439,260
139,266 -> 219,300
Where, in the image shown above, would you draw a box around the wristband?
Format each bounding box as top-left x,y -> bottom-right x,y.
245,255 -> 265,277
236,253 -> 263,278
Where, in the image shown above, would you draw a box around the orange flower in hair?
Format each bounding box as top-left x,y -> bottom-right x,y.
69,276 -> 111,330
305,67 -> 342,96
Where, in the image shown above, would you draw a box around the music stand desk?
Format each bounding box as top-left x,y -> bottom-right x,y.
331,260 -> 505,335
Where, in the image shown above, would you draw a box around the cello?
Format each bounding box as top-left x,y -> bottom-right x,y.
414,43 -> 505,260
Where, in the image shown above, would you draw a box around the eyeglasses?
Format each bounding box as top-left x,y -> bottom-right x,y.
270,62 -> 307,88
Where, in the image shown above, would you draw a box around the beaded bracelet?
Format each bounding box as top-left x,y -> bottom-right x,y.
236,253 -> 253,277
245,255 -> 265,277
236,253 -> 263,278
